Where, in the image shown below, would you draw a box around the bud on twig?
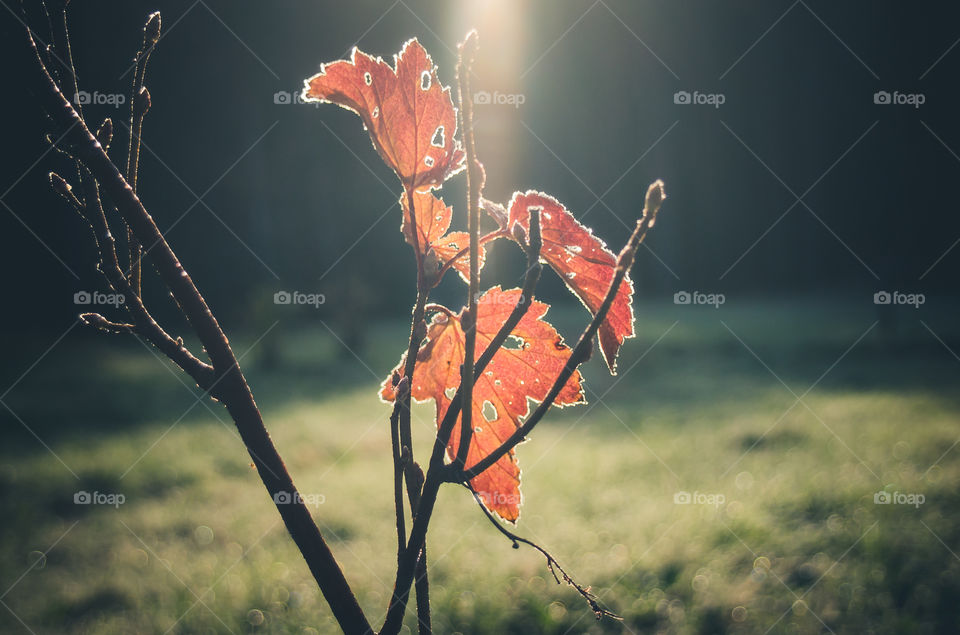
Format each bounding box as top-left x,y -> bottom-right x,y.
643,179 -> 666,227
135,86 -> 151,115
396,376 -> 410,399
143,12 -> 162,48
49,172 -> 82,209
479,197 -> 508,229
511,223 -> 527,247
96,118 -> 113,149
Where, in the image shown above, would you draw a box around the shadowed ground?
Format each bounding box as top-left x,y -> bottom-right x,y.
1,298 -> 958,634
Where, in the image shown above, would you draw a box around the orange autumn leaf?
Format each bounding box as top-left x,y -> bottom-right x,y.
302,39 -> 464,190
400,189 -> 485,284
507,191 -> 635,373
381,287 -> 584,522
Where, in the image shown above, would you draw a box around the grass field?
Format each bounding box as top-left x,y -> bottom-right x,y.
1,298 -> 958,634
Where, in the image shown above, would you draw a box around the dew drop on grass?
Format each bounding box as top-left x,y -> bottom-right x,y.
194,525 -> 214,546
247,609 -> 265,626
27,551 -> 46,570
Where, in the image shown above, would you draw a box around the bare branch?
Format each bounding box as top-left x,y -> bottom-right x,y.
23,25 -> 372,634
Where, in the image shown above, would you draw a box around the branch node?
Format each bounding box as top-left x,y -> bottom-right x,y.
79,312 -> 134,334
95,118 -> 113,150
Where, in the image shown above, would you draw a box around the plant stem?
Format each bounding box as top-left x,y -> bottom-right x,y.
383,178 -> 661,633
455,31 -> 481,470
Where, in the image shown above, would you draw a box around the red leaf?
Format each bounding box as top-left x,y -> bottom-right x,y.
302,39 -> 464,190
381,287 -> 584,522
507,191 -> 635,373
400,190 -> 485,284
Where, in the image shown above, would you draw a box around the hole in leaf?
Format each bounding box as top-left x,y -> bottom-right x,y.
445,387 -> 456,399
481,400 -> 498,422
372,106 -> 380,118
420,71 -> 431,90
364,72 -> 372,86
424,156 -> 435,167
504,335 -> 524,350
431,126 -> 445,148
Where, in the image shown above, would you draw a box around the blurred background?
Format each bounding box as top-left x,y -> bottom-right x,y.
1,1 -> 959,633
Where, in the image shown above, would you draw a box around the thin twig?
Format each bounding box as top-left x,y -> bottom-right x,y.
51,169 -> 215,386
463,180 -> 665,480
464,483 -> 621,621
455,30 -> 481,472
125,11 -> 160,295
433,228 -> 507,284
